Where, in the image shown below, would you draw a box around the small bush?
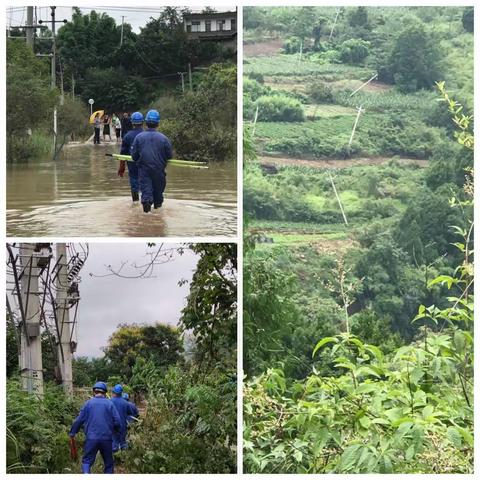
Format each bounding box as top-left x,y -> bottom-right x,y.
339,39 -> 370,64
283,36 -> 303,54
306,81 -> 334,103
255,95 -> 304,122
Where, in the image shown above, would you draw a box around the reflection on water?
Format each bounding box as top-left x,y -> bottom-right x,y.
7,144 -> 237,237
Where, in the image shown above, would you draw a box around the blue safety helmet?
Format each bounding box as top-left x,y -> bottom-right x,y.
122,393 -> 130,400
145,109 -> 160,124
93,381 -> 107,393
112,384 -> 123,395
131,111 -> 144,124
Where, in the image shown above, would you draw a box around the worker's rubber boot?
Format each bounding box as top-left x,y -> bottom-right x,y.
143,202 -> 151,213
153,202 -> 163,209
81,463 -> 91,474
131,190 -> 139,202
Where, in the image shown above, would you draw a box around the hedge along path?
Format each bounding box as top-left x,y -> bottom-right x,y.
259,156 -> 429,170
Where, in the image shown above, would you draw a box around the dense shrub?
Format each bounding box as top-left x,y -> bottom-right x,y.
306,80 -> 334,103
7,380 -> 81,473
243,78 -> 271,101
283,36 -> 303,54
255,94 -> 305,122
339,39 -> 370,64
124,366 -> 236,473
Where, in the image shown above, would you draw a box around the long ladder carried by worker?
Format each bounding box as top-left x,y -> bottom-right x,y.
105,153 -> 209,169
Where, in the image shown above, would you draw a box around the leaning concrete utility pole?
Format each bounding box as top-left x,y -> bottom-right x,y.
349,105 -> 364,147
329,174 -> 348,226
329,9 -> 341,40
19,243 -> 44,396
349,73 -> 378,97
252,105 -> 259,137
56,243 -> 73,397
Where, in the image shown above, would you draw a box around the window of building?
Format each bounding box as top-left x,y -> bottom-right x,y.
217,20 -> 225,31
231,18 -> 236,30
191,20 -> 201,32
205,20 -> 211,32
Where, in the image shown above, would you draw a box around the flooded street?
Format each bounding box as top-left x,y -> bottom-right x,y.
7,144 -> 237,237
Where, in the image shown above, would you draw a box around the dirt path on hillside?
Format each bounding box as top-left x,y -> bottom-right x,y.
244,39 -> 283,57
259,156 -> 429,169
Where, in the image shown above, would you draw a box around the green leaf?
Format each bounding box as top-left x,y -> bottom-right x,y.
339,444 -> 362,472
455,426 -> 474,447
356,383 -> 378,395
293,449 -> 303,463
427,275 -> 454,288
446,426 -> 463,448
312,336 -> 339,357
405,444 -> 415,461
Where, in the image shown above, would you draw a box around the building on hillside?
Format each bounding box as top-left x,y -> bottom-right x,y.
183,10 -> 237,49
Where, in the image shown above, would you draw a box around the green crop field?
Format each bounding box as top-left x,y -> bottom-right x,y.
245,55 -> 374,79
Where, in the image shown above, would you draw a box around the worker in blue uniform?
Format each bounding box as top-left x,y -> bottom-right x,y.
110,384 -> 136,451
122,392 -> 140,425
131,109 -> 173,213
69,381 -> 121,474
117,111 -> 144,202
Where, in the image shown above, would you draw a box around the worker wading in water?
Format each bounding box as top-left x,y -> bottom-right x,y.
117,111 -> 144,202
131,109 -> 173,213
69,382 -> 121,474
110,384 -> 137,452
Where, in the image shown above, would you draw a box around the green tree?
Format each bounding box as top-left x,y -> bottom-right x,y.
462,7 -> 474,33
180,244 -> 237,366
388,23 -> 442,92
79,67 -> 150,113
6,321 -> 19,377
339,38 -> 370,64
103,323 -> 183,380
349,6 -> 368,27
6,41 -> 54,137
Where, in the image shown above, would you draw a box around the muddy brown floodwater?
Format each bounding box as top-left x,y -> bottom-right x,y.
7,144 -> 237,237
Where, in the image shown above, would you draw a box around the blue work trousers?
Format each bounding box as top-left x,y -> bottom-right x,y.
139,166 -> 166,206
82,439 -> 114,474
127,161 -> 139,193
112,429 -> 128,452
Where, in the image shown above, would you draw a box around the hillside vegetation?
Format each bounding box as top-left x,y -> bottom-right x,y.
243,6 -> 473,474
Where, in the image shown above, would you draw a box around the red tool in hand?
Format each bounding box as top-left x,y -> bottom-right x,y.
69,436 -> 78,461
118,160 -> 126,177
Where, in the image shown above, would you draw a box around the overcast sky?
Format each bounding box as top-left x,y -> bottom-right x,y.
73,243 -> 198,357
6,5 -> 236,33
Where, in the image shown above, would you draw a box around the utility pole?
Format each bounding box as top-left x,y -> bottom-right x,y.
252,105 -> 259,137
26,7 -> 34,49
329,8 -> 341,40
50,7 -> 56,90
329,174 -> 348,226
349,73 -> 378,97
72,74 -> 75,99
188,63 -> 193,91
297,41 -> 303,64
120,15 -> 125,46
55,243 -> 73,397
19,244 -> 44,396
38,7 -> 67,156
349,105 -> 364,147
178,71 -> 186,93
